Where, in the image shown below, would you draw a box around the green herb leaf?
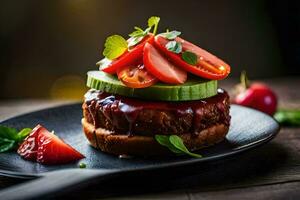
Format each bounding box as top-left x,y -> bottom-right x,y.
127,36 -> 143,48
160,30 -> 181,40
155,135 -> 182,154
165,41 -> 182,54
128,27 -> 151,48
169,135 -> 202,158
182,51 -> 198,66
148,16 -> 160,35
103,35 -> 128,60
0,138 -> 15,153
155,135 -> 202,158
0,126 -> 18,140
274,110 -> 300,126
129,26 -> 149,38
16,128 -> 32,142
0,125 -> 32,153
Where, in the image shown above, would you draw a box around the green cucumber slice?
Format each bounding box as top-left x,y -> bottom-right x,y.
87,71 -> 218,101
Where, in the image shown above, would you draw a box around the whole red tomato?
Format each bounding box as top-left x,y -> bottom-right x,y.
233,72 -> 277,115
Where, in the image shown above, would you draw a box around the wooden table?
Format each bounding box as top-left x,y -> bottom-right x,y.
0,78 -> 299,200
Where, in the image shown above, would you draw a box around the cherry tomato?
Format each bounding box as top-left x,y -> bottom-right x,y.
117,64 -> 158,88
234,83 -> 277,115
143,42 -> 187,84
100,35 -> 154,74
154,35 -> 231,80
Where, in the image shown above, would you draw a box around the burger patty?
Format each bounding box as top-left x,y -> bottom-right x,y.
82,89 -> 230,136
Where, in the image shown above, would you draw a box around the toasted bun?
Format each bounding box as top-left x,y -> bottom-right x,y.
82,118 -> 229,156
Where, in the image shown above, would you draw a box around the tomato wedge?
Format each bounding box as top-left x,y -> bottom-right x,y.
154,35 -> 231,80
143,43 -> 187,84
99,35 -> 154,74
117,64 -> 158,88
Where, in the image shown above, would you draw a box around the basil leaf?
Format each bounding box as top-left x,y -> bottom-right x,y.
17,128 -> 32,142
0,138 -> 15,153
148,16 -> 160,35
0,125 -> 33,153
160,30 -> 181,40
0,126 -> 18,140
154,135 -> 182,154
165,41 -> 182,54
274,110 -> 300,126
182,51 -> 198,66
103,35 -> 128,60
169,135 -> 202,158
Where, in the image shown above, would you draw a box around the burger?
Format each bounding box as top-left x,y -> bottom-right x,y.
82,17 -> 231,156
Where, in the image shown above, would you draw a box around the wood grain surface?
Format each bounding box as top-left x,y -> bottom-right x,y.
0,78 -> 299,200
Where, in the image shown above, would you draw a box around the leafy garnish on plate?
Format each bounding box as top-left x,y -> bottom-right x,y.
0,125 -> 32,153
155,134 -> 202,158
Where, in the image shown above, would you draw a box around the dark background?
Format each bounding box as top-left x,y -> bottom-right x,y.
0,0 -> 299,99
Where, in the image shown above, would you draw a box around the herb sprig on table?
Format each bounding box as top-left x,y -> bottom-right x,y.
274,110 -> 300,126
0,125 -> 32,152
155,135 -> 202,158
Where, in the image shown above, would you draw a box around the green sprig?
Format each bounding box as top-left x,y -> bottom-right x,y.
0,126 -> 32,153
155,134 -> 202,158
148,16 -> 160,35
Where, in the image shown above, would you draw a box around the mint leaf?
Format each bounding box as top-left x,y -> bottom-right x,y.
103,35 -> 128,60
155,135 -> 182,154
169,135 -> 202,158
160,30 -> 181,40
17,128 -> 32,142
0,138 -> 15,153
166,41 -> 182,54
148,16 -> 160,35
182,51 -> 198,66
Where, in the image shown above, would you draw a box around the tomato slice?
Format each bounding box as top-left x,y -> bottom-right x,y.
143,43 -> 187,84
99,35 -> 154,74
117,64 -> 158,88
154,35 -> 231,80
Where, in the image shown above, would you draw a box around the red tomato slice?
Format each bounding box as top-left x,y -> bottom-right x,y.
100,35 -> 154,74
117,64 -> 158,88
154,35 -> 231,80
143,43 -> 187,84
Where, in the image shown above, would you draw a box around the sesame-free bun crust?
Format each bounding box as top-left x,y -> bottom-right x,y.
82,118 -> 229,156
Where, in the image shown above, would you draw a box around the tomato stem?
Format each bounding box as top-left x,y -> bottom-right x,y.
240,70 -> 250,89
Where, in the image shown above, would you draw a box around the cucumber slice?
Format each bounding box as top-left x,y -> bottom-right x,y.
87,71 -> 218,101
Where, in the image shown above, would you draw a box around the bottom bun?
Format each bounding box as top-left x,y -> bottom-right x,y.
82,118 -> 229,156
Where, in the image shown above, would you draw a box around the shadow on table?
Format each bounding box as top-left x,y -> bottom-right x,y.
58,142 -> 290,199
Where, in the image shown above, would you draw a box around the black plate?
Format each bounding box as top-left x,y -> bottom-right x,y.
0,103 -> 279,178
